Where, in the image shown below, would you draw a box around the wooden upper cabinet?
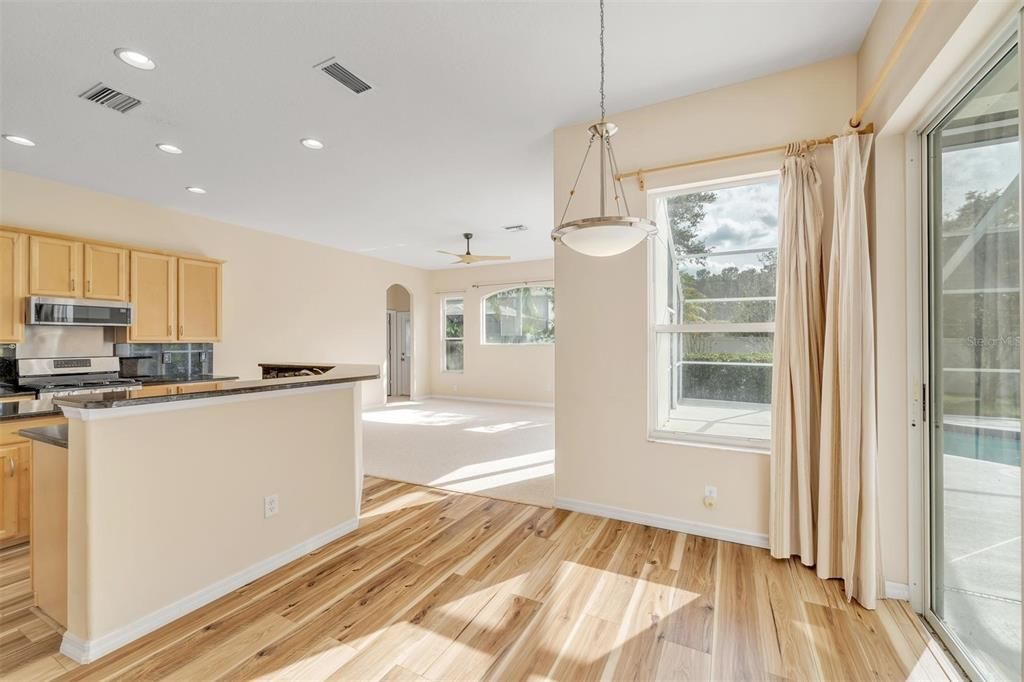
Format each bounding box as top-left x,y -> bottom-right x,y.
83,243 -> 128,301
29,235 -> 83,298
130,251 -> 177,342
0,230 -> 27,343
178,259 -> 222,342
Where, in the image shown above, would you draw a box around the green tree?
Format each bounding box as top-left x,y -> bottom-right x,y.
666,191 -> 716,255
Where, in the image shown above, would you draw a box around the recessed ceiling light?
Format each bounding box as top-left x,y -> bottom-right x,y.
115,48 -> 156,70
300,138 -> 324,150
185,186 -> 206,195
2,135 -> 35,147
156,143 -> 182,155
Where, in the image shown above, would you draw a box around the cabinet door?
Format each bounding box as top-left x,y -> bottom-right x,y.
130,251 -> 177,342
134,385 -> 175,398
0,230 -> 26,343
84,243 -> 128,301
178,259 -> 222,342
0,442 -> 28,544
29,235 -> 82,297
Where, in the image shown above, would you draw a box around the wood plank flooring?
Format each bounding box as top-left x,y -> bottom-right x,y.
0,476 -> 962,680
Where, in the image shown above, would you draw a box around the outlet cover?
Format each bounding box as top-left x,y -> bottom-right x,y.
264,494 -> 279,518
704,485 -> 717,499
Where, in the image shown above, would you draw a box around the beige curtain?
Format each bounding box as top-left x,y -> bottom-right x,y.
769,144 -> 825,565
817,132 -> 882,608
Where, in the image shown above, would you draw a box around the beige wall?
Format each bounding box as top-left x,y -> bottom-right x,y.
858,0 -> 1019,588
429,259 -> 555,404
387,284 -> 411,312
554,57 -> 856,542
65,385 -> 359,647
0,170 -> 431,406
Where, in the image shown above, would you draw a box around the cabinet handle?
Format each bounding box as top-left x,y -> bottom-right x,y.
87,280 -> 92,293
71,278 -> 76,291
167,324 -> 172,337
179,325 -> 184,337
6,457 -> 13,478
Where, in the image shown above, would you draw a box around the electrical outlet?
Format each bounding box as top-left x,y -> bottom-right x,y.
703,485 -> 717,510
264,494 -> 279,518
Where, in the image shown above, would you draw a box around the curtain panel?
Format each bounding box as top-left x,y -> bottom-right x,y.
769,145 -> 825,564
770,132 -> 883,609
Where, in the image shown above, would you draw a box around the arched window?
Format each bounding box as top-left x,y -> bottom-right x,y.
482,286 -> 555,344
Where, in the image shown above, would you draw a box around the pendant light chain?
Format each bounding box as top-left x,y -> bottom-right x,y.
599,0 -> 605,122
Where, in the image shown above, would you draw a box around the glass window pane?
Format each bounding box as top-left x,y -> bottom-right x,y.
655,332 -> 772,441
667,177 -> 780,254
445,340 -> 463,372
928,44 -> 1021,681
679,250 -> 778,299
444,297 -> 464,340
683,298 -> 776,325
483,287 -> 555,344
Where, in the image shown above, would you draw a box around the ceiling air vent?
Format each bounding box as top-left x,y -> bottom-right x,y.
78,82 -> 142,113
315,58 -> 371,94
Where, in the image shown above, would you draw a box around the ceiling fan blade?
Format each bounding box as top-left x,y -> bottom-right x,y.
468,254 -> 511,262
436,250 -> 462,257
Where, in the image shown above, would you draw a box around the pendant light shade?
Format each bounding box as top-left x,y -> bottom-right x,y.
555,216 -> 655,257
551,3 -> 657,258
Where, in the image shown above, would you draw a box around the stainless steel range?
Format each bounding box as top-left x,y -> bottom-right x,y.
16,357 -> 141,398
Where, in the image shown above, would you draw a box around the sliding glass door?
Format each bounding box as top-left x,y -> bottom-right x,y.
926,39 -> 1022,681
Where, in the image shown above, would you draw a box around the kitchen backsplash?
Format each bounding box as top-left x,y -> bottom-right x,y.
0,344 -> 14,384
115,343 -> 214,378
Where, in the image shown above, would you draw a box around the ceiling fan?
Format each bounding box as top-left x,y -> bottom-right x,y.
437,233 -> 511,265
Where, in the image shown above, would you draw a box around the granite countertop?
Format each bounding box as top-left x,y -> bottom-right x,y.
257,362 -> 339,369
18,424 -> 68,448
0,399 -> 62,422
55,364 -> 380,411
133,374 -> 240,386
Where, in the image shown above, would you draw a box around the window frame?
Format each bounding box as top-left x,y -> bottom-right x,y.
646,170 -> 780,453
479,285 -> 556,346
442,295 -> 464,373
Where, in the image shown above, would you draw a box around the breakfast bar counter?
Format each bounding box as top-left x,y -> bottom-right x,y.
42,363 -> 379,664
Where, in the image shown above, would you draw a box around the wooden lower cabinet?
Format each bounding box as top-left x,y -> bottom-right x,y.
0,442 -> 30,545
0,415 -> 67,549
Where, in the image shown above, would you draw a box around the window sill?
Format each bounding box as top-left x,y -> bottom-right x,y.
648,430 -> 770,456
441,370 -> 464,374
479,342 -> 555,347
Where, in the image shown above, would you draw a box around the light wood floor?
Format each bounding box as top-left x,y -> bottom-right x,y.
1,476 -> 963,681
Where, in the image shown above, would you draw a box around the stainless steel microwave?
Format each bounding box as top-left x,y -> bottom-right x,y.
27,296 -> 134,327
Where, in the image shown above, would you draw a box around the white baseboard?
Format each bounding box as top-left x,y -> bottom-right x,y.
555,496 -> 769,549
423,394 -> 554,408
60,518 -> 359,664
885,580 -> 911,601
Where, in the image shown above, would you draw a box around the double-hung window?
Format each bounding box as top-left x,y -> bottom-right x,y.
443,296 -> 464,372
650,172 -> 780,447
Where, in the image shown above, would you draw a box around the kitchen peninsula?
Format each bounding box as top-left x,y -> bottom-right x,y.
24,363 -> 378,664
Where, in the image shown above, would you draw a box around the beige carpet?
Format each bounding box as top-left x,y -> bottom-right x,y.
362,397 -> 554,507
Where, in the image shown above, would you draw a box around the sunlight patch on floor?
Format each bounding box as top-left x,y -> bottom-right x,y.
465,420 -> 535,434
363,408 -> 475,427
431,462 -> 554,494
429,450 -> 554,487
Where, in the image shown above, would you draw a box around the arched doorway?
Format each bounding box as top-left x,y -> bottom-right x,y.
385,284 -> 412,401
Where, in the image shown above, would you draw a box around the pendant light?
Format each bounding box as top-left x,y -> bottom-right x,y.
551,0 -> 657,257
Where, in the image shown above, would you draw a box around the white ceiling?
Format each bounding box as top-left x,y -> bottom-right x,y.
0,0 -> 879,269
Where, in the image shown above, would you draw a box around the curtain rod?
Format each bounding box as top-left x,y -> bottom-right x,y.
617,125 -> 874,189
434,278 -> 554,295
614,0 -> 931,188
